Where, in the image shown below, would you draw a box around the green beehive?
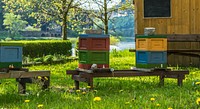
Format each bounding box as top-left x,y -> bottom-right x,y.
0,42 -> 23,69
79,50 -> 109,64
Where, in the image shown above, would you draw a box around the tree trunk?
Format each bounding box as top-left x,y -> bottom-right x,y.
62,12 -> 67,40
105,19 -> 108,34
104,0 -> 108,35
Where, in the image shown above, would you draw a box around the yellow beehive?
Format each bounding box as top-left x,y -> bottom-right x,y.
136,36 -> 167,51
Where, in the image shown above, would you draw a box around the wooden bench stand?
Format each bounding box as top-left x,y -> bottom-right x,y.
67,69 -> 189,89
0,69 -> 50,94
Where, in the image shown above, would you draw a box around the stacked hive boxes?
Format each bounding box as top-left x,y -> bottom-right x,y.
136,35 -> 167,69
78,34 -> 110,69
0,42 -> 22,69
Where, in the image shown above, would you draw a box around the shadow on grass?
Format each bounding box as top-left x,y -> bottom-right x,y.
87,77 -> 193,95
0,90 -> 71,108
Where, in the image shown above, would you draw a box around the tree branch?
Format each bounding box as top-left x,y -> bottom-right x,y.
88,17 -> 104,30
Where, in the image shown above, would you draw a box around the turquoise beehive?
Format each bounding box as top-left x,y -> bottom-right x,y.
0,42 -> 22,69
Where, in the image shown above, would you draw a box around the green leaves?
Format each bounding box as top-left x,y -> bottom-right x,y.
17,40 -> 72,58
3,13 -> 28,37
2,0 -> 84,39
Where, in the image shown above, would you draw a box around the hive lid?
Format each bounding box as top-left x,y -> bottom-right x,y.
79,34 -> 109,38
136,35 -> 167,38
0,42 -> 22,46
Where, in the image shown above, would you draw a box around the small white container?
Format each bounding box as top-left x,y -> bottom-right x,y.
144,27 -> 156,36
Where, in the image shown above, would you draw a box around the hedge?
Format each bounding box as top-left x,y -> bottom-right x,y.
10,40 -> 72,58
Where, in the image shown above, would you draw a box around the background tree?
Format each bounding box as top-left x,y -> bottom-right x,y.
108,0 -> 135,37
82,0 -> 134,35
2,0 -> 84,40
2,0 -> 37,26
82,0 -> 117,34
3,13 -> 27,38
109,15 -> 134,37
0,1 -> 5,30
67,9 -> 93,37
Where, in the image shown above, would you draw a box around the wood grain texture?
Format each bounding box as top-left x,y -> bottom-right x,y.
135,0 -> 199,34
0,70 -> 50,79
135,0 -> 200,67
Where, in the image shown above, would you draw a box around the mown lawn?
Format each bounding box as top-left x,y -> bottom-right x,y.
0,50 -> 200,109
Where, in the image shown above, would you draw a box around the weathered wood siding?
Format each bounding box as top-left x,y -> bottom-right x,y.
135,0 -> 200,34
135,0 -> 200,67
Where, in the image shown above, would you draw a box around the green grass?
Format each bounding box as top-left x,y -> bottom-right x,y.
0,50 -> 200,109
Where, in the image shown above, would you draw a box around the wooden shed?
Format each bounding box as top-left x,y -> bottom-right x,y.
134,0 -> 200,67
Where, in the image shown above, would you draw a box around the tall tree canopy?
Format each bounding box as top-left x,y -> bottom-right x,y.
2,0 -> 134,38
82,0 -> 134,34
3,13 -> 28,37
0,1 -> 4,30
2,0 -> 83,40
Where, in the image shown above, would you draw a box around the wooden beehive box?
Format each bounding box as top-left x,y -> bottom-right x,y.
79,50 -> 109,64
0,42 -> 22,69
136,51 -> 167,64
79,34 -> 110,51
136,35 -> 167,51
78,33 -> 110,69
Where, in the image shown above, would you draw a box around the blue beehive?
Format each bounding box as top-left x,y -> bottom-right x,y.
0,42 -> 22,69
136,51 -> 167,64
135,35 -> 167,69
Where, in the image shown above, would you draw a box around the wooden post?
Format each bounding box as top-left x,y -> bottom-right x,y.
17,79 -> 26,94
159,72 -> 165,86
88,76 -> 94,89
42,76 -> 50,90
177,74 -> 183,86
16,78 -> 32,94
74,80 -> 80,89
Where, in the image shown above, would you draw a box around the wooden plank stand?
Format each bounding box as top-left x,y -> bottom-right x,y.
0,68 -> 50,94
67,68 -> 189,89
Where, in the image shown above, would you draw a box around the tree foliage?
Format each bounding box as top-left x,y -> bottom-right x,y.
3,13 -> 27,37
2,0 -> 135,38
109,15 -> 134,37
0,1 -> 4,30
82,0 -> 134,35
2,0 -> 84,40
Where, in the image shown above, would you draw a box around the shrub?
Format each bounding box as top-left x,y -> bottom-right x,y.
110,35 -> 120,45
43,55 -> 54,63
24,25 -> 41,31
33,57 -> 43,63
110,49 -> 135,57
11,40 -> 72,58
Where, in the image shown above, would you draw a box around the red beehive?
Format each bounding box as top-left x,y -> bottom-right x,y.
79,34 -> 110,51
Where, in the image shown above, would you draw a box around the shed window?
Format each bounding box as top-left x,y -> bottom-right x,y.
144,0 -> 171,18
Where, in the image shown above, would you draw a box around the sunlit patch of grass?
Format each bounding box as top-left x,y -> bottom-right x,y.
0,50 -> 199,108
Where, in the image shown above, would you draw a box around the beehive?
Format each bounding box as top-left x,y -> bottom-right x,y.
136,35 -> 167,51
78,33 -> 110,69
136,35 -> 167,69
0,42 -> 22,69
79,50 -> 109,64
136,51 -> 167,64
79,34 -> 109,51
